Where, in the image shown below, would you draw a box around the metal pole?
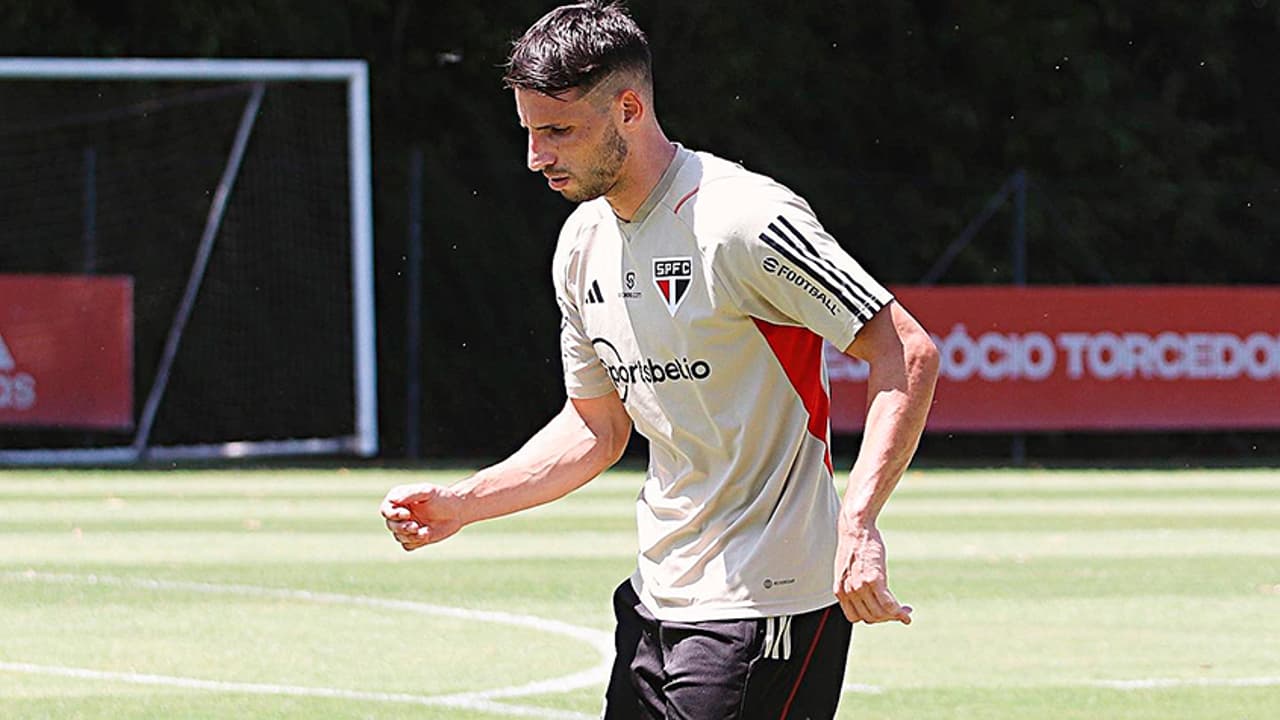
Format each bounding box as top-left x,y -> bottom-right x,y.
405,147 -> 424,460
1011,169 -> 1028,465
81,147 -> 97,274
920,173 -> 1020,285
132,83 -> 265,456
1012,169 -> 1027,286
347,63 -> 380,457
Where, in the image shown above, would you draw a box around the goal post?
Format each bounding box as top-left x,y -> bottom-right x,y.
0,58 -> 378,464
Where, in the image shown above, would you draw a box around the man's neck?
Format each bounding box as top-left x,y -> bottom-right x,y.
606,135 -> 677,222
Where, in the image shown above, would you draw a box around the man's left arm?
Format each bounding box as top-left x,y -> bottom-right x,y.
834,300 -> 939,624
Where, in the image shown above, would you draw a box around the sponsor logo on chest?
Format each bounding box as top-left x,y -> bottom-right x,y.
652,257 -> 692,315
620,270 -> 642,300
591,337 -> 712,403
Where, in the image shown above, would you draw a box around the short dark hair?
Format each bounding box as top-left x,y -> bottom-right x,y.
503,1 -> 651,98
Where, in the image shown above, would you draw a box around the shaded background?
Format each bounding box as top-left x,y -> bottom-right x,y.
1,0 -> 1278,463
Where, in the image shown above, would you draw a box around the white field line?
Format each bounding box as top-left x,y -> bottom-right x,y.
1,570 -> 607,719
1092,676 -> 1280,690
0,661 -> 588,719
19,572 -> 1273,706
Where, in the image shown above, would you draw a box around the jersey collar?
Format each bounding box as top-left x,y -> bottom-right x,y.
618,143 -> 690,236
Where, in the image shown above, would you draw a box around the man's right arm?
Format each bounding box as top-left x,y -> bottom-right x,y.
381,391 -> 631,551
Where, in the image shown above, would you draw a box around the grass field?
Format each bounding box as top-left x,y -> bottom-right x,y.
2,465 -> 1278,719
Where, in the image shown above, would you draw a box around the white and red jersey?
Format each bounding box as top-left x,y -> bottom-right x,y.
553,145 -> 893,621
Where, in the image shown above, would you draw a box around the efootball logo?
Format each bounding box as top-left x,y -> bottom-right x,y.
653,257 -> 692,315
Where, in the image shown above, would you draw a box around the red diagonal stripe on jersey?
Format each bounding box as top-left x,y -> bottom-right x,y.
751,319 -> 833,473
673,186 -> 700,214
657,279 -> 672,303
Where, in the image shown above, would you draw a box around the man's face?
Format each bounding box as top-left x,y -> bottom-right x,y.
515,86 -> 628,203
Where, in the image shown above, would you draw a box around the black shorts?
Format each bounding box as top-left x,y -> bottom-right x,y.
603,579 -> 853,720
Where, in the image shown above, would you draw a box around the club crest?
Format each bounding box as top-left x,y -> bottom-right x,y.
652,257 -> 692,315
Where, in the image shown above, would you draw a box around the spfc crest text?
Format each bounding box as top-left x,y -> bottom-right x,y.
653,257 -> 692,316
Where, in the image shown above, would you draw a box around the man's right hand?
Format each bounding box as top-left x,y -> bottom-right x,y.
380,483 -> 465,551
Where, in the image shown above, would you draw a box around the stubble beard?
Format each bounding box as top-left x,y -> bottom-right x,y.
560,123 -> 628,203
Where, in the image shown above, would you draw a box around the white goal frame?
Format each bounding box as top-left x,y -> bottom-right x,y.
0,58 -> 378,464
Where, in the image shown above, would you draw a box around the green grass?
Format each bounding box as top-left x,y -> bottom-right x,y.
2,467 -> 1278,719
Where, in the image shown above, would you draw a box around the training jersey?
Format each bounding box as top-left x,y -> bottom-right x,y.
552,144 -> 894,622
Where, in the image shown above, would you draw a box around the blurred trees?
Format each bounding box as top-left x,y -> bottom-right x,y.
1,0 -> 1277,458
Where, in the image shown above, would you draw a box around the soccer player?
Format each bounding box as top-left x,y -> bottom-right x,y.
381,2 -> 939,717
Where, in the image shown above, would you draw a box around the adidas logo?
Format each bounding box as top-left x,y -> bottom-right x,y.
584,279 -> 605,305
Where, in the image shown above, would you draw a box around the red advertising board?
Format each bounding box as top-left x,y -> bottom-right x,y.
829,286 -> 1280,432
0,275 -> 133,430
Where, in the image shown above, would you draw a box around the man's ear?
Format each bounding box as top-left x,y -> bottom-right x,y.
618,88 -> 644,126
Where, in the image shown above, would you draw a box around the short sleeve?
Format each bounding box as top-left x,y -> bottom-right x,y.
552,223 -> 615,399
712,189 -> 894,350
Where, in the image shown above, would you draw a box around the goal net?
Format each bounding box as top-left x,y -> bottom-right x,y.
0,59 -> 377,464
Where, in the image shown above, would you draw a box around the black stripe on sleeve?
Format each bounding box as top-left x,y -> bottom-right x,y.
774,215 -> 885,315
758,228 -> 870,321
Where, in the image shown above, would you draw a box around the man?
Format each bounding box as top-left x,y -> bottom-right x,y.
381,2 -> 939,717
